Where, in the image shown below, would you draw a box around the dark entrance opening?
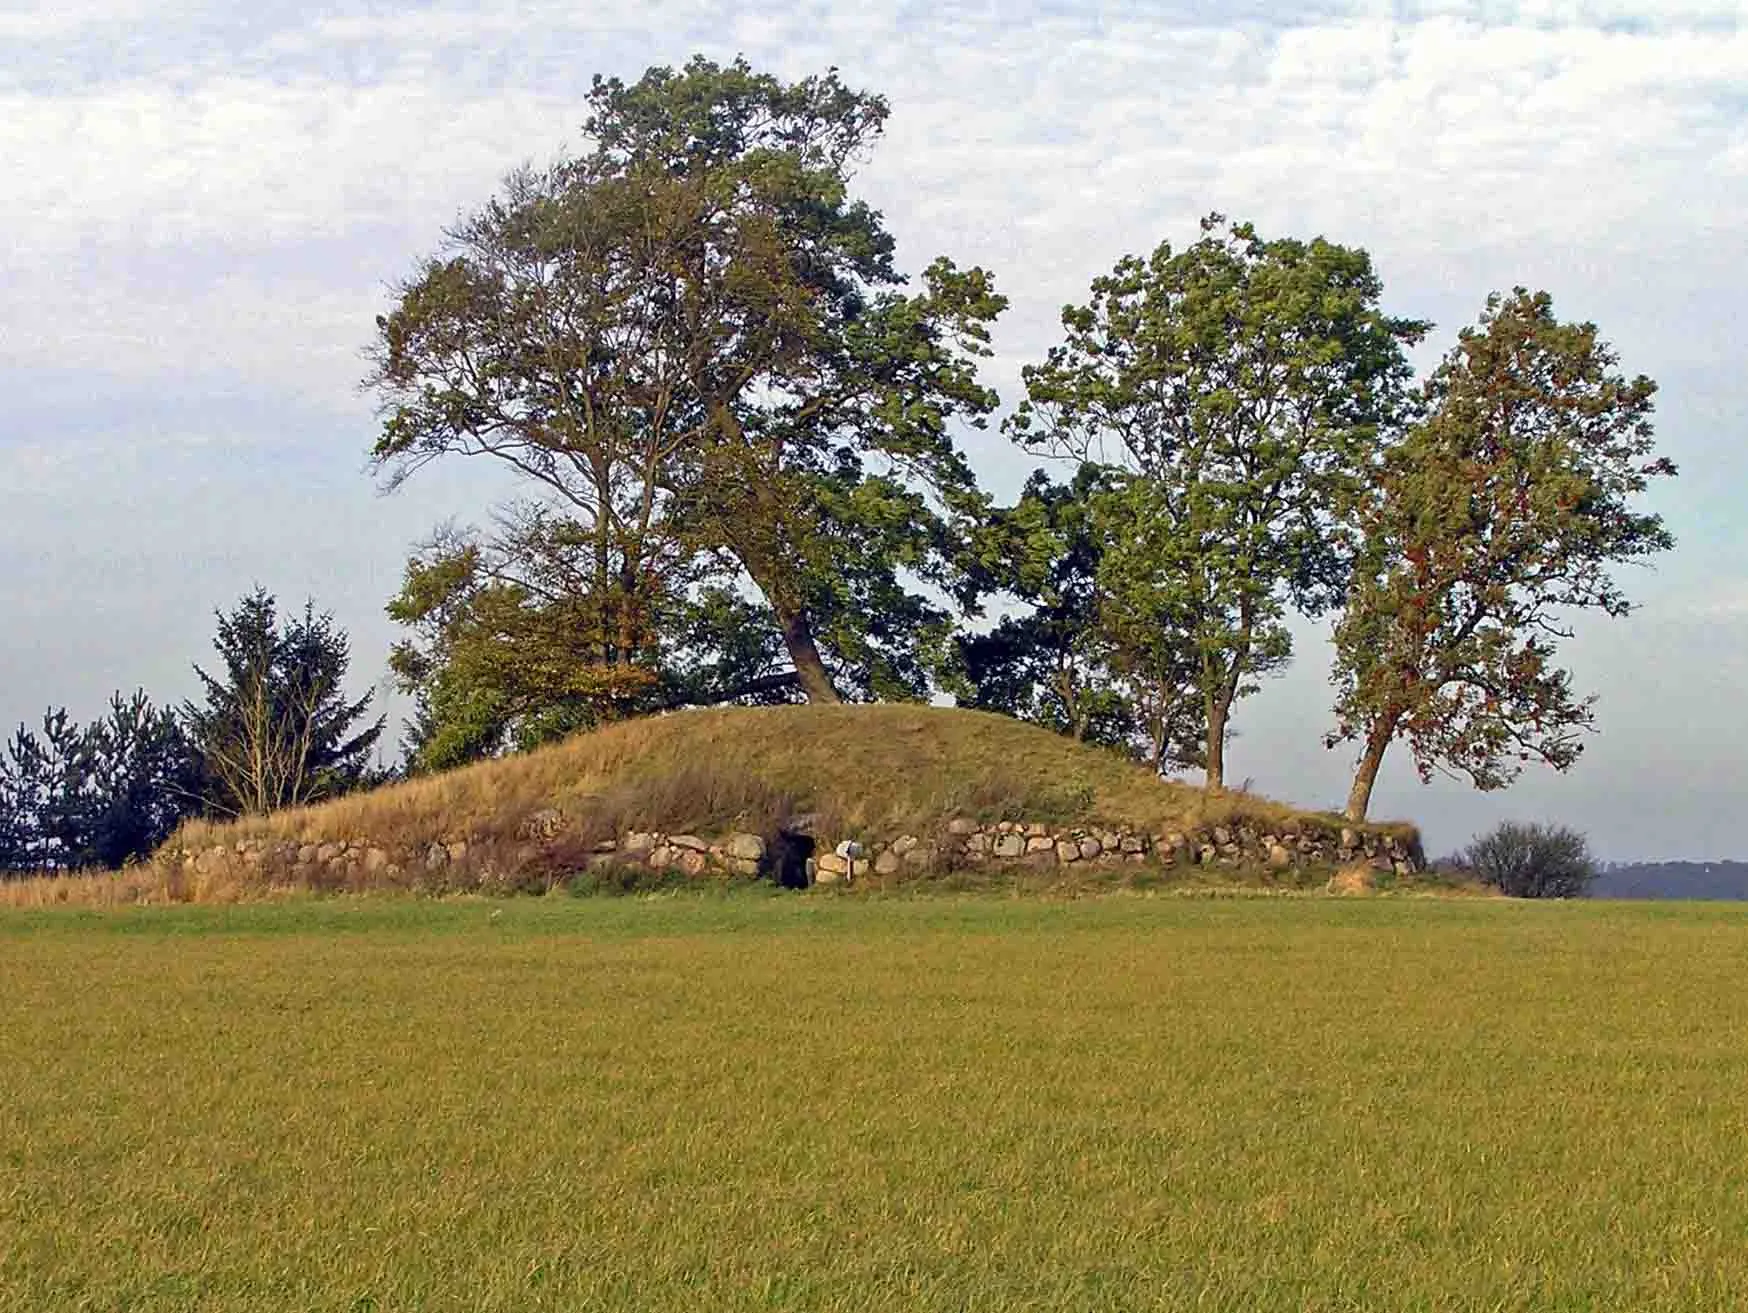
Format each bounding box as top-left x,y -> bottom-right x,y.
769,830 -> 816,889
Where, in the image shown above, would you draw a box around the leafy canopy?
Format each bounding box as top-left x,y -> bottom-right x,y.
368,55 -> 1005,732
1009,215 -> 1426,788
1329,288 -> 1675,818
953,467 -> 1205,771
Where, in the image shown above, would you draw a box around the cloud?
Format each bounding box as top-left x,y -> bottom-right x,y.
8,4 -> 1744,378
0,0 -> 184,40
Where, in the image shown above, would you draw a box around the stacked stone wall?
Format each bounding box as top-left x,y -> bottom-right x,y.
162,810 -> 1420,892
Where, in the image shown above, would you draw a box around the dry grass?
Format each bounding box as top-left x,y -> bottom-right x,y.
175,704 -> 1414,852
0,866 -> 313,908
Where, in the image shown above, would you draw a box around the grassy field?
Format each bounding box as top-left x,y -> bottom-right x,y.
4,894 -> 1746,1311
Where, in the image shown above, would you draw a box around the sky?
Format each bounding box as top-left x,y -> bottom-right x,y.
3,0 -> 1744,861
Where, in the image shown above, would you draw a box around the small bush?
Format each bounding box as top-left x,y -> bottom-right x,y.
1464,821 -> 1596,898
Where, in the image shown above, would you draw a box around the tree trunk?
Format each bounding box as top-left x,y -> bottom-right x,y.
778,607 -> 841,704
1204,611 -> 1254,795
1204,697 -> 1226,793
1344,721 -> 1396,822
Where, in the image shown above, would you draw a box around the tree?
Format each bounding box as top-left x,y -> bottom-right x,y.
385,521 -> 670,771
1328,289 -> 1676,820
1009,215 -> 1426,789
78,692 -> 201,868
0,709 -> 88,871
183,590 -> 385,817
367,56 -> 1005,713
954,468 -> 1203,771
1465,820 -> 1597,898
0,693 -> 197,873
387,526 -> 801,773
956,468 -> 1134,749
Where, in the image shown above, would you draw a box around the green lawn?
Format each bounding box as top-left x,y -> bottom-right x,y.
3,894 -> 1747,1311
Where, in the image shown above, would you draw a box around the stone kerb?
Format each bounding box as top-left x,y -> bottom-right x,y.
162,811 -> 1420,892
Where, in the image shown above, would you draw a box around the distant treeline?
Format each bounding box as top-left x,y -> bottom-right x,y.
1,590 -> 382,874
1589,863 -> 1748,901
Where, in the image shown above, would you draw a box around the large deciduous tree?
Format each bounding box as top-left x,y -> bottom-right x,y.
1328,289 -> 1675,820
956,468 -> 1137,751
183,590 -> 385,817
1009,216 -> 1426,789
367,56 -> 1004,721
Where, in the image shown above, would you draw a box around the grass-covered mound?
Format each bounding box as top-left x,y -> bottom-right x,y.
7,705 -> 1422,904
197,703 -> 1410,846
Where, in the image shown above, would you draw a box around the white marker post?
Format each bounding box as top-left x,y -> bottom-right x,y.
834,839 -> 864,884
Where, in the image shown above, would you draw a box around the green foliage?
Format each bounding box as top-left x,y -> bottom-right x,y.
183,589 -> 385,816
1464,820 -> 1598,898
1329,289 -> 1676,818
367,56 -> 1006,715
386,524 -> 670,772
1010,215 -> 1426,788
0,692 -> 198,872
954,467 -> 1204,770
386,523 -> 816,774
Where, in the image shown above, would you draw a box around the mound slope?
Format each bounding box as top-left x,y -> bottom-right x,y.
144,706 -> 1417,891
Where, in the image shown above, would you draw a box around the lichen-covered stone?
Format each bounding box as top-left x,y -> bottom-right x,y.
725,832 -> 765,862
